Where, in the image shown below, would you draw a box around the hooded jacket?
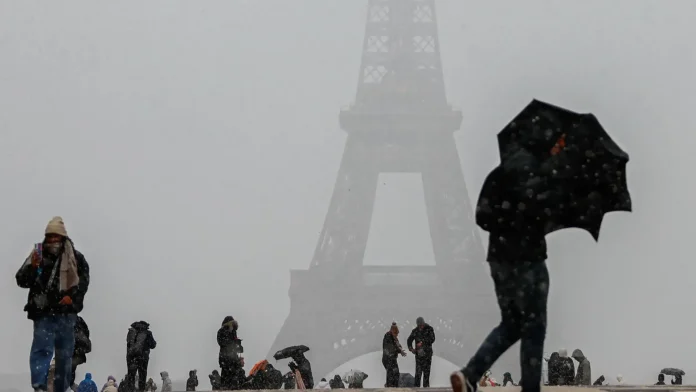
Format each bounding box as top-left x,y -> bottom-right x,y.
127,321 -> 157,358
572,349 -> 591,385
160,372 -> 172,392
16,243 -> 90,320
102,376 -> 118,392
77,373 -> 98,392
329,375 -> 345,389
317,379 -> 331,389
186,370 -> 198,391
145,378 -> 158,392
103,380 -> 118,392
217,317 -> 243,362
209,370 -> 221,391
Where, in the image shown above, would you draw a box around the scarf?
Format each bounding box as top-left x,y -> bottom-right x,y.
26,239 -> 80,293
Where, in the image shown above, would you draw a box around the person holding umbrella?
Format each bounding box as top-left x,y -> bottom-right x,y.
450,100 -> 632,392
273,345 -> 314,389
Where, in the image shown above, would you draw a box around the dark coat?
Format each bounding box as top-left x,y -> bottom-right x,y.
290,355 -> 314,389
209,371 -> 221,391
186,372 -> 198,391
329,375 -> 345,389
406,324 -> 435,357
382,332 -> 401,360
217,323 -> 243,363
16,246 -> 90,320
126,321 -> 157,359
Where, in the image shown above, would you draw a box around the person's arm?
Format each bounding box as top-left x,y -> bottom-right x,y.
426,326 -> 436,346
406,329 -> 416,351
148,331 -> 157,349
16,254 -> 37,288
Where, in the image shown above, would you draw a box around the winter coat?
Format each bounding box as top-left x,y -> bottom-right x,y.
572,349 -> 591,385
186,371 -> 198,391
126,321 -> 157,359
547,353 -> 561,385
328,375 -> 345,389
282,372 -> 295,390
160,372 -> 172,392
77,373 -> 99,392
102,376 -> 118,392
16,246 -> 90,320
316,379 -> 331,389
291,355 -> 314,389
406,324 -> 436,357
103,380 -> 118,392
476,164 -> 550,263
145,378 -> 157,392
209,371 -> 222,391
382,332 -> 402,360
217,320 -> 243,363
559,357 -> 575,385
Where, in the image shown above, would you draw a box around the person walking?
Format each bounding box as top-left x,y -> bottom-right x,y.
16,217 -> 90,392
450,153 -> 551,392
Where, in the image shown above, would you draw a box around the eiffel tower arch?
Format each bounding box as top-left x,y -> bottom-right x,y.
268,0 -> 500,379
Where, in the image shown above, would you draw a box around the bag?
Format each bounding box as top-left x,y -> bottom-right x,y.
74,318 -> 91,354
127,329 -> 148,357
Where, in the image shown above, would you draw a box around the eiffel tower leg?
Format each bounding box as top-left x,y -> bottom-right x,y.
310,135 -> 379,272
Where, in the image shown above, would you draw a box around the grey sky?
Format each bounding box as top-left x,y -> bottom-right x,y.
1,0 -> 694,387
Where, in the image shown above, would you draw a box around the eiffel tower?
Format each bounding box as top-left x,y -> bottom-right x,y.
268,0 -> 499,379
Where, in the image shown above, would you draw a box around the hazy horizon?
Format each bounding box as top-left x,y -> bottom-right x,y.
2,0 -> 695,388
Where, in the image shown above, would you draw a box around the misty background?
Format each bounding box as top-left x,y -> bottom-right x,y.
1,0 -> 695,388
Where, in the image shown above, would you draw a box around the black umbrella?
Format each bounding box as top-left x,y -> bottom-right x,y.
273,345 -> 310,360
660,368 -> 685,376
477,99 -> 631,240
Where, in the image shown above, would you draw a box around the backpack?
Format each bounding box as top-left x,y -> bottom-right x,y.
74,317 -> 92,355
127,329 -> 149,357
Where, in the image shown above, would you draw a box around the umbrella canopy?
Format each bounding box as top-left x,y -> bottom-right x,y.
248,360 -> 269,376
342,370 -> 368,384
478,99 -> 631,240
660,368 -> 685,376
273,345 -> 310,360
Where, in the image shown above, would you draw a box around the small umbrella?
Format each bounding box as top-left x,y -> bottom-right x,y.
248,360 -> 269,376
478,99 -> 631,240
273,345 -> 310,360
399,373 -> 415,388
342,370 -> 368,385
660,368 -> 685,376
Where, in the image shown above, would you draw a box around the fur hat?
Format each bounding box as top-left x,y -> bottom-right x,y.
45,216 -> 68,237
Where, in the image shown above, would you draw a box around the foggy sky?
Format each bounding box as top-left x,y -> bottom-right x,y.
2,0 -> 695,387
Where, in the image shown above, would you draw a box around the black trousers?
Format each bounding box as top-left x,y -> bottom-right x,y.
126,355 -> 149,391
382,357 -> 399,387
415,354 -> 432,387
462,261 -> 549,392
69,363 -> 79,388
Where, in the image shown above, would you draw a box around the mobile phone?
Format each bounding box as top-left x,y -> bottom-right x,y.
34,243 -> 43,275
